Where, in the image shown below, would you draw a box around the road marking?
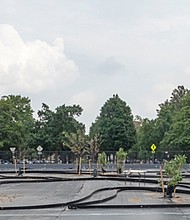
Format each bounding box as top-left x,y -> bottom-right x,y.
62,212 -> 190,216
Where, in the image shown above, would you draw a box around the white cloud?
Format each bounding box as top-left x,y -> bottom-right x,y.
0,24 -> 79,94
69,90 -> 97,132
137,83 -> 177,118
1,1 -> 190,131
69,90 -> 97,112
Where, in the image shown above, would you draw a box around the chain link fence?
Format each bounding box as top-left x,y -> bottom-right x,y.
0,150 -> 189,164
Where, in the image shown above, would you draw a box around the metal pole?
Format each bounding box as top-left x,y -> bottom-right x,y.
89,159 -> 91,176
14,156 -> 17,175
10,148 -> 17,175
23,156 -> 25,175
79,156 -> 82,175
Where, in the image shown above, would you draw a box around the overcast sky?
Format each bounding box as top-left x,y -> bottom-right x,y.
1,0 -> 190,132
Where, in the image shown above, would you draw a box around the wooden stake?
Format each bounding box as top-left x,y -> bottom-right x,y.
174,187 -> 177,197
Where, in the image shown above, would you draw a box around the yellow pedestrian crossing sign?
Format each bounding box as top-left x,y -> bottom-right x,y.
150,144 -> 156,153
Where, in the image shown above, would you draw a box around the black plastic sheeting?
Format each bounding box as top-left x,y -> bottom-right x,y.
0,174 -> 190,210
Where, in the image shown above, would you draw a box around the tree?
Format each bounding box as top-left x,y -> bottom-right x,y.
116,147 -> 127,173
129,118 -> 156,162
133,85 -> 189,162
89,94 -> 136,152
0,95 -> 35,160
169,85 -> 188,106
164,154 -> 187,198
98,151 -> 107,170
64,128 -> 88,174
155,85 -> 188,152
160,91 -> 190,157
88,133 -> 102,163
33,103 -> 54,153
34,103 -> 84,162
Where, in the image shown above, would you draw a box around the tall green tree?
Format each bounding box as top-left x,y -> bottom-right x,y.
160,91 -> 190,157
53,104 -> 84,151
129,118 -> 156,161
132,86 -> 188,161
155,85 -> 188,150
33,103 -> 54,152
89,94 -> 136,152
0,95 -> 35,159
34,103 -> 84,161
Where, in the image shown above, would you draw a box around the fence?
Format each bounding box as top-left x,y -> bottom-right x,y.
0,150 -> 190,164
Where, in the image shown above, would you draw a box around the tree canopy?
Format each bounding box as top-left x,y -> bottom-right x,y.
160,91 -> 190,154
0,95 -> 35,158
89,94 -> 136,152
34,103 -> 84,153
132,85 -> 190,161
1,86 -> 190,163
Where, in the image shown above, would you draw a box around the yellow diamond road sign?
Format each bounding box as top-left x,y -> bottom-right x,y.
150,144 -> 156,151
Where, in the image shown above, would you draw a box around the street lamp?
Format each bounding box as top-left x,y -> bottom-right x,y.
10,147 -> 17,175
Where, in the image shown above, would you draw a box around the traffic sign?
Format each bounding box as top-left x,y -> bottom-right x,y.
150,144 -> 156,152
10,147 -> 16,153
37,145 -> 43,152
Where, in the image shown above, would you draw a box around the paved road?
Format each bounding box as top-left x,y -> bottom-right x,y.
0,208 -> 190,219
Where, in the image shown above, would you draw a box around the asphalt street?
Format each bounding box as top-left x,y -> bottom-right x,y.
0,208 -> 190,220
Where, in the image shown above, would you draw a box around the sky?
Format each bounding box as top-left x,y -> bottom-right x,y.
1,0 -> 190,132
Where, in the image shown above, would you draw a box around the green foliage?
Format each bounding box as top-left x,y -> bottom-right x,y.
133,85 -> 189,161
132,118 -> 156,160
98,151 -> 107,167
156,86 -> 188,151
160,91 -> 190,153
1,85 -> 190,163
34,103 -> 84,153
63,128 -> 88,157
0,95 -> 35,158
89,94 -> 136,152
164,154 -> 187,186
33,103 -> 54,151
116,147 -> 127,162
116,147 -> 127,173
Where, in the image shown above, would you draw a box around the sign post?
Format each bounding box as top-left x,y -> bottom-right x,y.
37,145 -> 43,162
10,147 -> 17,175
